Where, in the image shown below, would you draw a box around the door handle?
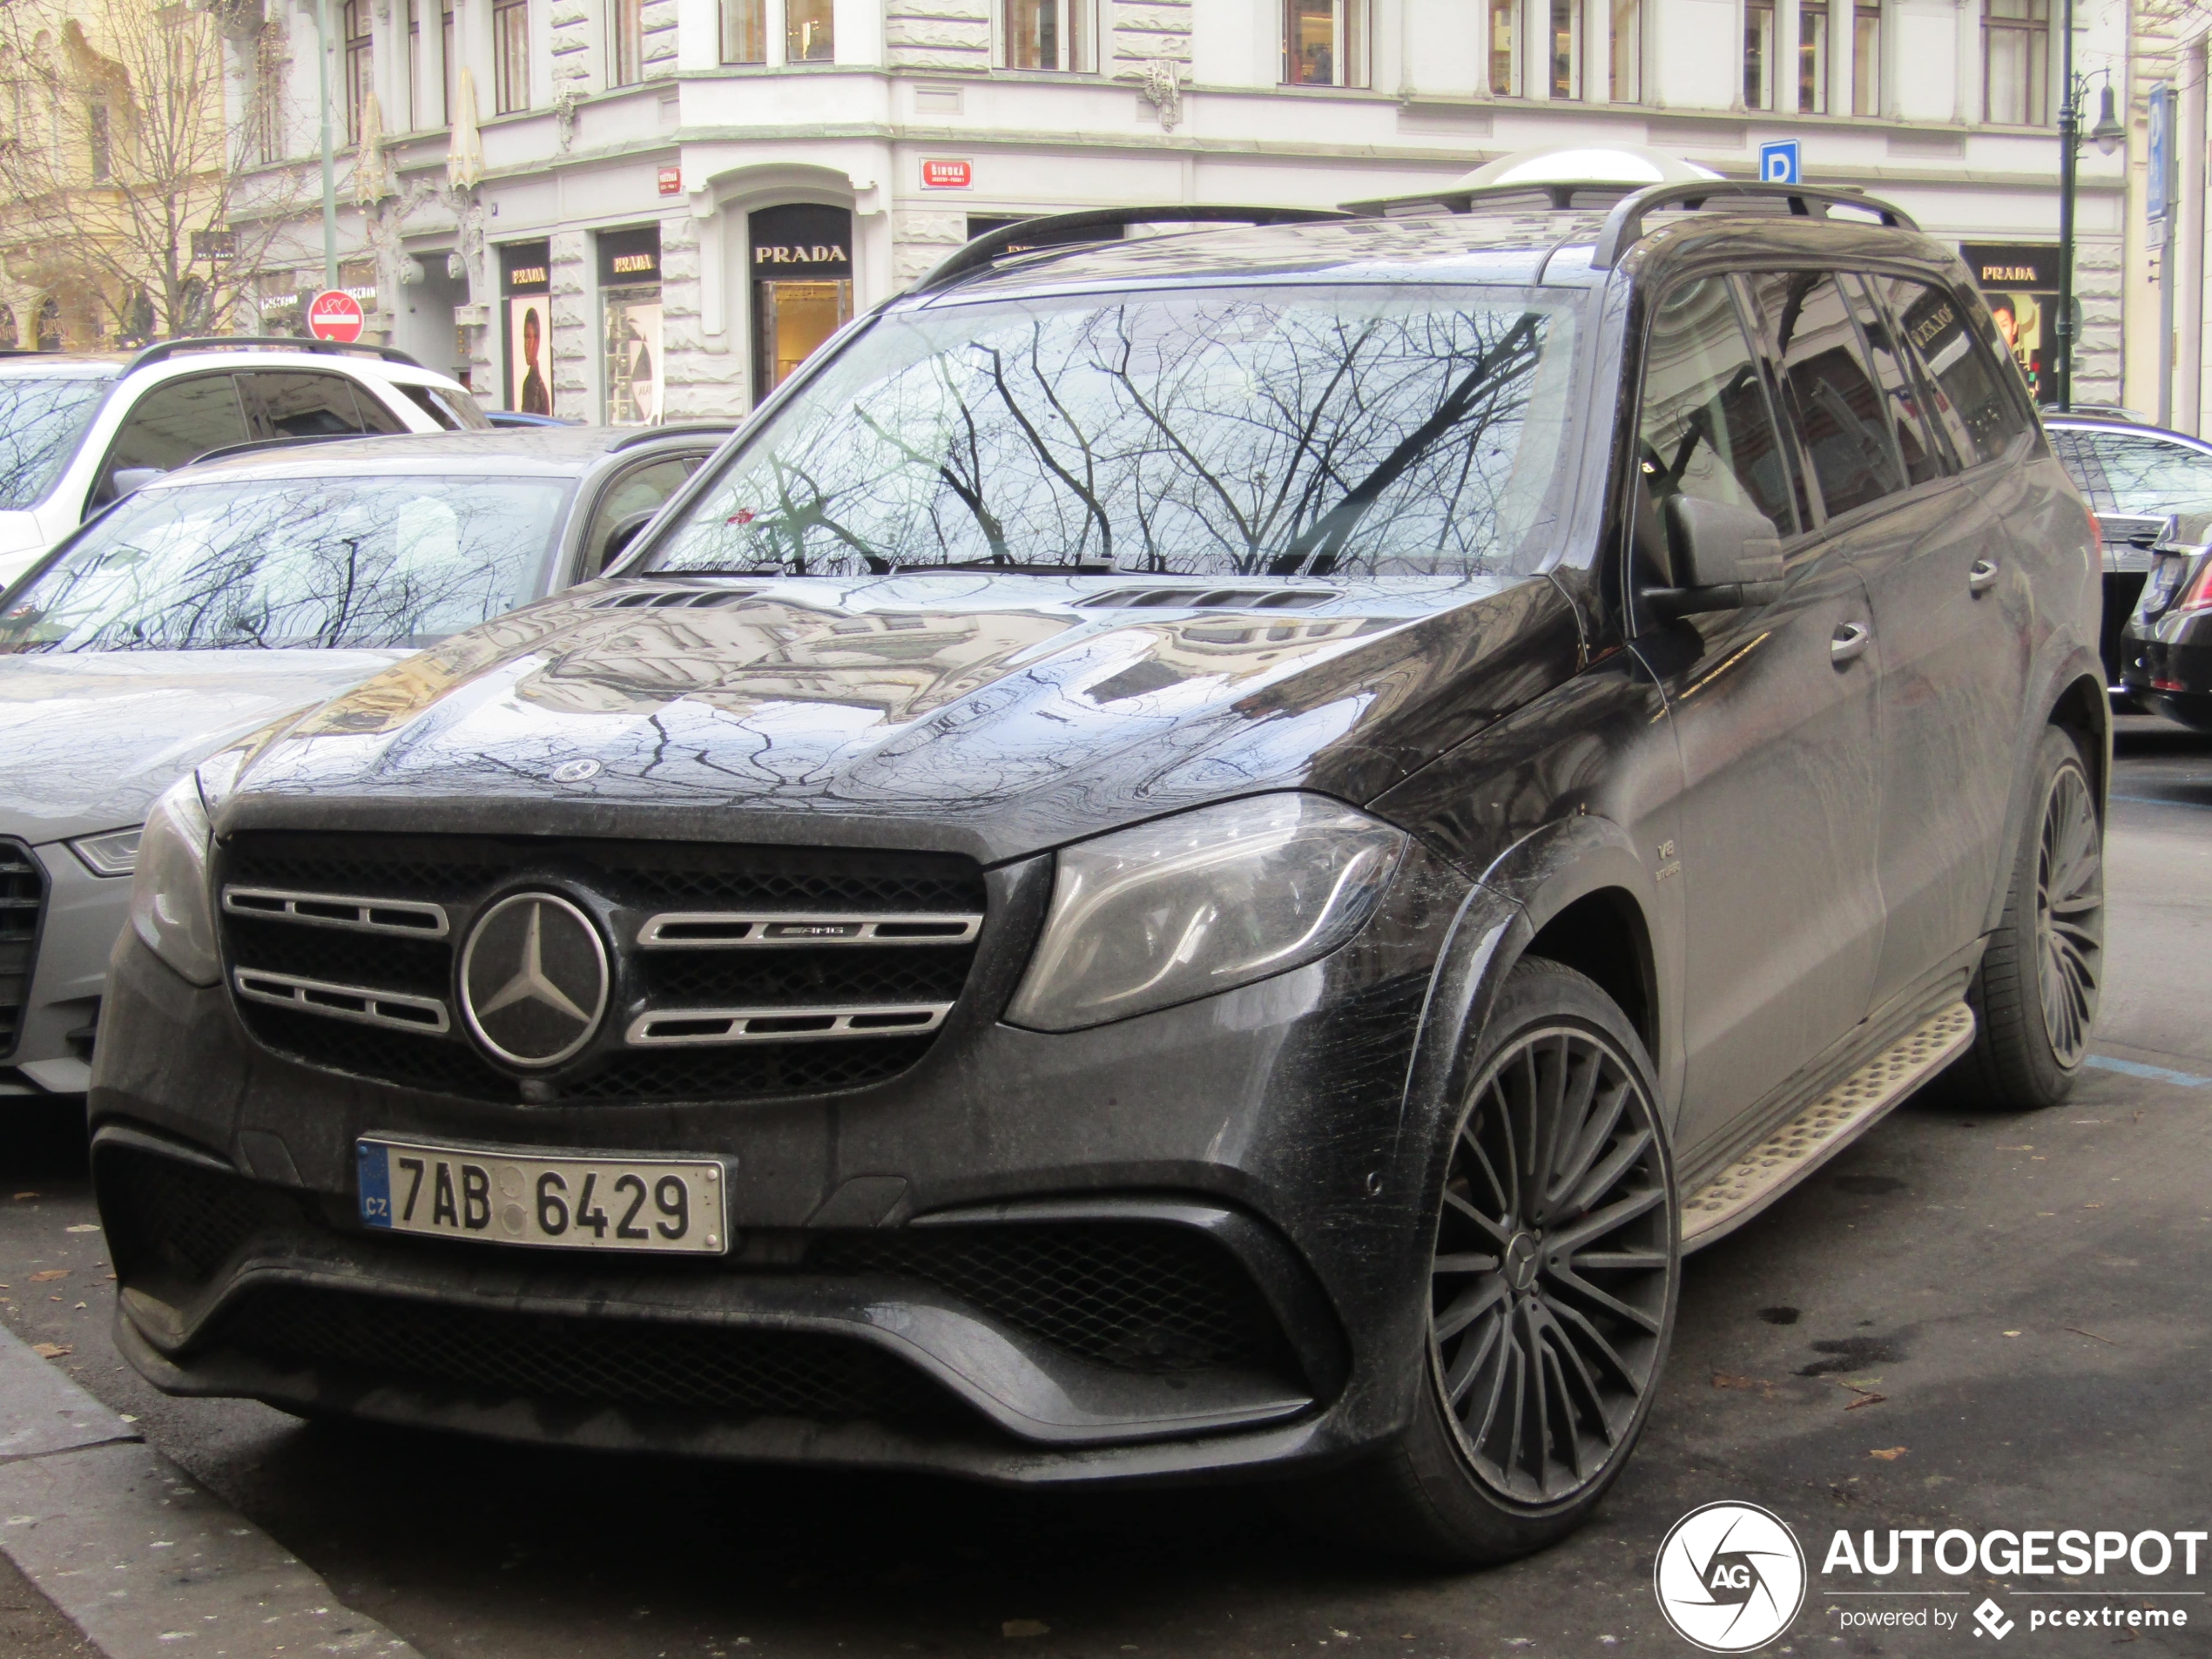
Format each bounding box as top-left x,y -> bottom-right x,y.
1830,621 -> 1872,665
1968,558 -> 2000,594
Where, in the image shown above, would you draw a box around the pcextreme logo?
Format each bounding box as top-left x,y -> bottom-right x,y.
1654,1501 -> 1809,1653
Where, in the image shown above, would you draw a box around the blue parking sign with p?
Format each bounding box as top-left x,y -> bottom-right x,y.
1759,140 -> 1801,184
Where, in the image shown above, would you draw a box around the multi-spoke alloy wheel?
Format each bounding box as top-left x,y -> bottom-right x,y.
2034,759 -> 2103,1069
1430,1018 -> 1675,1507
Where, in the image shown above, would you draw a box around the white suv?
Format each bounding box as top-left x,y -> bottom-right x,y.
0,336 -> 488,585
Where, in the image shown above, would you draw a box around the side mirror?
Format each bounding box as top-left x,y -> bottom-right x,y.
110,467 -> 166,500
1646,496 -> 1786,618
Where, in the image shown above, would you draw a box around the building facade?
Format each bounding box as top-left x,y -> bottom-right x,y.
222,0 -> 2129,420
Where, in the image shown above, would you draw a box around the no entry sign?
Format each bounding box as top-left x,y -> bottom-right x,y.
307,289 -> 365,343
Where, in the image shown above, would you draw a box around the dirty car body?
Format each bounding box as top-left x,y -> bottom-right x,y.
91,193 -> 2107,1552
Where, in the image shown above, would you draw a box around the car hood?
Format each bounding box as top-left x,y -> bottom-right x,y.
0,650 -> 409,844
222,574 -> 1584,863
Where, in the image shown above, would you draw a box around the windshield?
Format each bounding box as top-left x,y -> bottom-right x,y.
647,286 -> 1582,579
0,474 -> 569,653
0,378 -> 110,510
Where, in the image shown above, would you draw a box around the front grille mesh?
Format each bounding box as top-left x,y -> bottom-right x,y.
0,838 -> 45,1059
221,1288 -> 970,1427
214,833 -> 985,1104
100,1149 -> 306,1281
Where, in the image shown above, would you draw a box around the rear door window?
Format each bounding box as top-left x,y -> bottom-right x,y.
1838,273 -> 1946,486
240,372 -> 393,439
1743,271 -> 1908,520
1636,276 -> 1799,537
1878,278 -> 2033,468
93,373 -> 250,507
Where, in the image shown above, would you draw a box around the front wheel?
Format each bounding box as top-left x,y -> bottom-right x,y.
1952,725 -> 2105,1110
1319,958 -> 1679,1564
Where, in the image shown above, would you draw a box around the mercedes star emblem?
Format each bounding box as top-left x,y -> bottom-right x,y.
458,892 -> 610,1068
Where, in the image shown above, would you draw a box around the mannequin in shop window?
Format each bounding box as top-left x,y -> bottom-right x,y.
519,307 -> 551,416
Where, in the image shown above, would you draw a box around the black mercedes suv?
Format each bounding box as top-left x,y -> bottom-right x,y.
91,183 -> 2107,1562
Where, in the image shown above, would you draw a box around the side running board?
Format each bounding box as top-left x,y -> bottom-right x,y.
1680,1001 -> 1976,1251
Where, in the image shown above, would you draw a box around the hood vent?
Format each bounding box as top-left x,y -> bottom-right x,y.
593,588 -> 760,610
1076,588 -> 1335,611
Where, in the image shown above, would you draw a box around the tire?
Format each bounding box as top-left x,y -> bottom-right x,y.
1950,725 -> 2105,1111
1312,958 -> 1679,1565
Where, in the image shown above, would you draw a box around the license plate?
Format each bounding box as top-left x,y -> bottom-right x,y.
356,1139 -> 727,1254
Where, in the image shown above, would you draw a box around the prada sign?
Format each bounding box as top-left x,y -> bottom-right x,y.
749,204 -> 853,278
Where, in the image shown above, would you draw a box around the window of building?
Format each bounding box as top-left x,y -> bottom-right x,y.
252,19 -> 287,161
1984,0 -> 2048,125
1548,0 -> 1576,98
1852,0 -> 1878,114
720,0 -> 765,62
786,0 -> 833,61
611,0 -> 643,84
493,0 -> 529,112
1611,0 -> 1640,100
1003,0 -> 1089,71
344,0 -> 374,141
1285,0 -> 1366,86
442,0 -> 455,121
87,100 -> 111,180
1797,0 -> 1827,111
1487,0 -> 1517,95
1744,0 -> 1774,109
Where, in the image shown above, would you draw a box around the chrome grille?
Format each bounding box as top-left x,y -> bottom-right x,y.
213,833 -> 985,1103
0,839 -> 45,1060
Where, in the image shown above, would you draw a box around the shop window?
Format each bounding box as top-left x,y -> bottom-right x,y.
786,0 -> 833,62
720,0 -> 765,63
748,204 -> 852,403
1610,0 -> 1639,100
598,228 -> 663,426
1487,0 -> 1516,95
612,0 -> 643,85
502,240 -> 554,415
1984,0 -> 2047,125
1744,0 -> 1774,109
1284,0 -> 1366,87
1002,0 -> 1089,71
493,0 -> 529,113
344,0 -> 373,140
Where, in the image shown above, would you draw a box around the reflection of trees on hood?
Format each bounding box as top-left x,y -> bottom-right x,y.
664,294 -> 1568,578
0,478 -> 558,652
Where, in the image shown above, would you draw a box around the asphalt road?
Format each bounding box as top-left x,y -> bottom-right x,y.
4,716 -> 2209,1658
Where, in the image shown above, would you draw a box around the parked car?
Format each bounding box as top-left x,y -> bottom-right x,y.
2044,415 -> 2212,687
0,337 -> 489,588
2119,507 -> 2212,727
486,410 -> 582,429
0,423 -> 728,1102
89,187 -> 2105,1563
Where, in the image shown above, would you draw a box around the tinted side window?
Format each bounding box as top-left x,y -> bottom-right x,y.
98,374 -> 250,503
1744,271 -> 1905,519
1838,273 -> 1945,486
348,382 -> 408,435
1637,276 -> 1797,537
242,372 -> 372,438
2080,432 -> 2212,514
578,454 -> 701,580
1882,279 -> 2028,468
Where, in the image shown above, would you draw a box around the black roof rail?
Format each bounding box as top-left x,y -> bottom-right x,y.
1590,180 -> 1917,268
183,432 -> 380,467
125,335 -> 426,374
608,421 -> 738,452
907,205 -> 1356,295
1341,180 -> 1650,218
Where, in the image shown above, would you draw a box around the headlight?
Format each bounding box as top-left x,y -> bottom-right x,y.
129,775 -> 219,986
68,826 -> 142,878
1005,793 -> 1406,1033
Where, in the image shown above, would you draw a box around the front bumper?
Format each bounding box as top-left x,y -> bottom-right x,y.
91,840 -> 1473,1485
1,836 -> 128,1099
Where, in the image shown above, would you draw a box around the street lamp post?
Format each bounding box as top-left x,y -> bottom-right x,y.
2054,0 -> 2126,413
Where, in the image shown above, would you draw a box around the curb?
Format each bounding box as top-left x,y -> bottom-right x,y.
0,1323 -> 423,1659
